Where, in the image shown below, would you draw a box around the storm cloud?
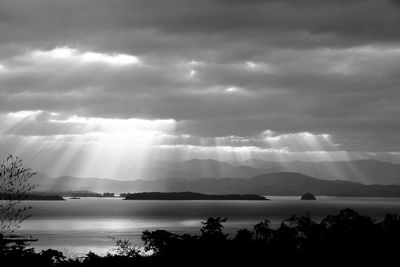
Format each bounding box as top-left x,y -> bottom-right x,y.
0,0 -> 400,166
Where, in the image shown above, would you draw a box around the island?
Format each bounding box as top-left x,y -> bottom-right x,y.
300,193 -> 316,200
124,192 -> 267,200
62,191 -> 102,198
0,193 -> 64,201
102,192 -> 115,197
25,194 -> 64,200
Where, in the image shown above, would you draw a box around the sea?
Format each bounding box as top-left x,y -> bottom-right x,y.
15,196 -> 400,257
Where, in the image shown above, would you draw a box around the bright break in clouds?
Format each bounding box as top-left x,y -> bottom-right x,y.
1,0 -> 400,178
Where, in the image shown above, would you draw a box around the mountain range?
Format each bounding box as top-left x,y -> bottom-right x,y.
239,159 -> 400,185
30,159 -> 400,197
64,159 -> 399,185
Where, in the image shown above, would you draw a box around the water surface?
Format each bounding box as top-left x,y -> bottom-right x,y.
17,197 -> 400,256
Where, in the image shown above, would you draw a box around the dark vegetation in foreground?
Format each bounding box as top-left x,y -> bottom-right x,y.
1,208 -> 400,266
124,192 -> 267,200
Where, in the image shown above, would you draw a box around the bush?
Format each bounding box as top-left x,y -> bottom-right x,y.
2,208 -> 400,266
0,155 -> 35,247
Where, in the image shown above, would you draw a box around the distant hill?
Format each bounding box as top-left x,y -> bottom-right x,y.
31,172 -> 400,197
35,159 -> 400,185
239,159 -> 400,185
143,159 -> 400,184
166,159 -> 266,179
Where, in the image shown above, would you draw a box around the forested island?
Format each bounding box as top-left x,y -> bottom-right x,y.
62,191 -> 103,197
124,192 -> 267,200
23,194 -> 64,200
300,193 -> 316,200
0,193 -> 64,201
45,191 -> 116,198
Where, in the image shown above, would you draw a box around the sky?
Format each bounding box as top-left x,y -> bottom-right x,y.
1,0 -> 400,178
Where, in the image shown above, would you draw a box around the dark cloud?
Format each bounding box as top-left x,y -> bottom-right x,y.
1,0 -> 400,51
0,0 -> 399,157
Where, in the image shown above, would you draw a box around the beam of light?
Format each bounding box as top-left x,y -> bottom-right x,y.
261,130 -> 368,183
155,143 -> 372,183
1,111 -> 397,186
0,111 -> 44,140
0,111 -> 178,192
46,115 -> 177,181
157,144 -> 288,162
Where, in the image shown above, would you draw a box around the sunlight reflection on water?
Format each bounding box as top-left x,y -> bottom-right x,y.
16,197 -> 400,256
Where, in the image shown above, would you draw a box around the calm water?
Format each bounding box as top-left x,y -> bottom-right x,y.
16,197 -> 400,256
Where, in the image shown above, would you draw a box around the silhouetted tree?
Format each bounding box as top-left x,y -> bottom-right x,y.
0,155 -> 35,240
2,209 -> 400,265
111,238 -> 140,257
234,229 -> 253,243
200,217 -> 227,242
273,221 -> 299,253
254,219 -> 273,242
142,229 -> 179,255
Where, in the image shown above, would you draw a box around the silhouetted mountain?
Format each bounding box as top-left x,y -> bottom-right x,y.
157,159 -> 400,184
239,159 -> 400,184
34,159 -> 399,184
31,172 -> 400,197
242,159 -> 280,169
113,167 -> 200,180
168,159 -> 264,178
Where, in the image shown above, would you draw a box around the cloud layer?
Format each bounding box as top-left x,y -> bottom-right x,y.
1,0 -> 400,172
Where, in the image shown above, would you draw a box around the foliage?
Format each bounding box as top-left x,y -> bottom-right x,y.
1,209 -> 400,266
110,238 -> 140,257
0,155 -> 36,239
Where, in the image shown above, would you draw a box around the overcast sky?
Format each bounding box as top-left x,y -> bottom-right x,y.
1,0 -> 400,176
